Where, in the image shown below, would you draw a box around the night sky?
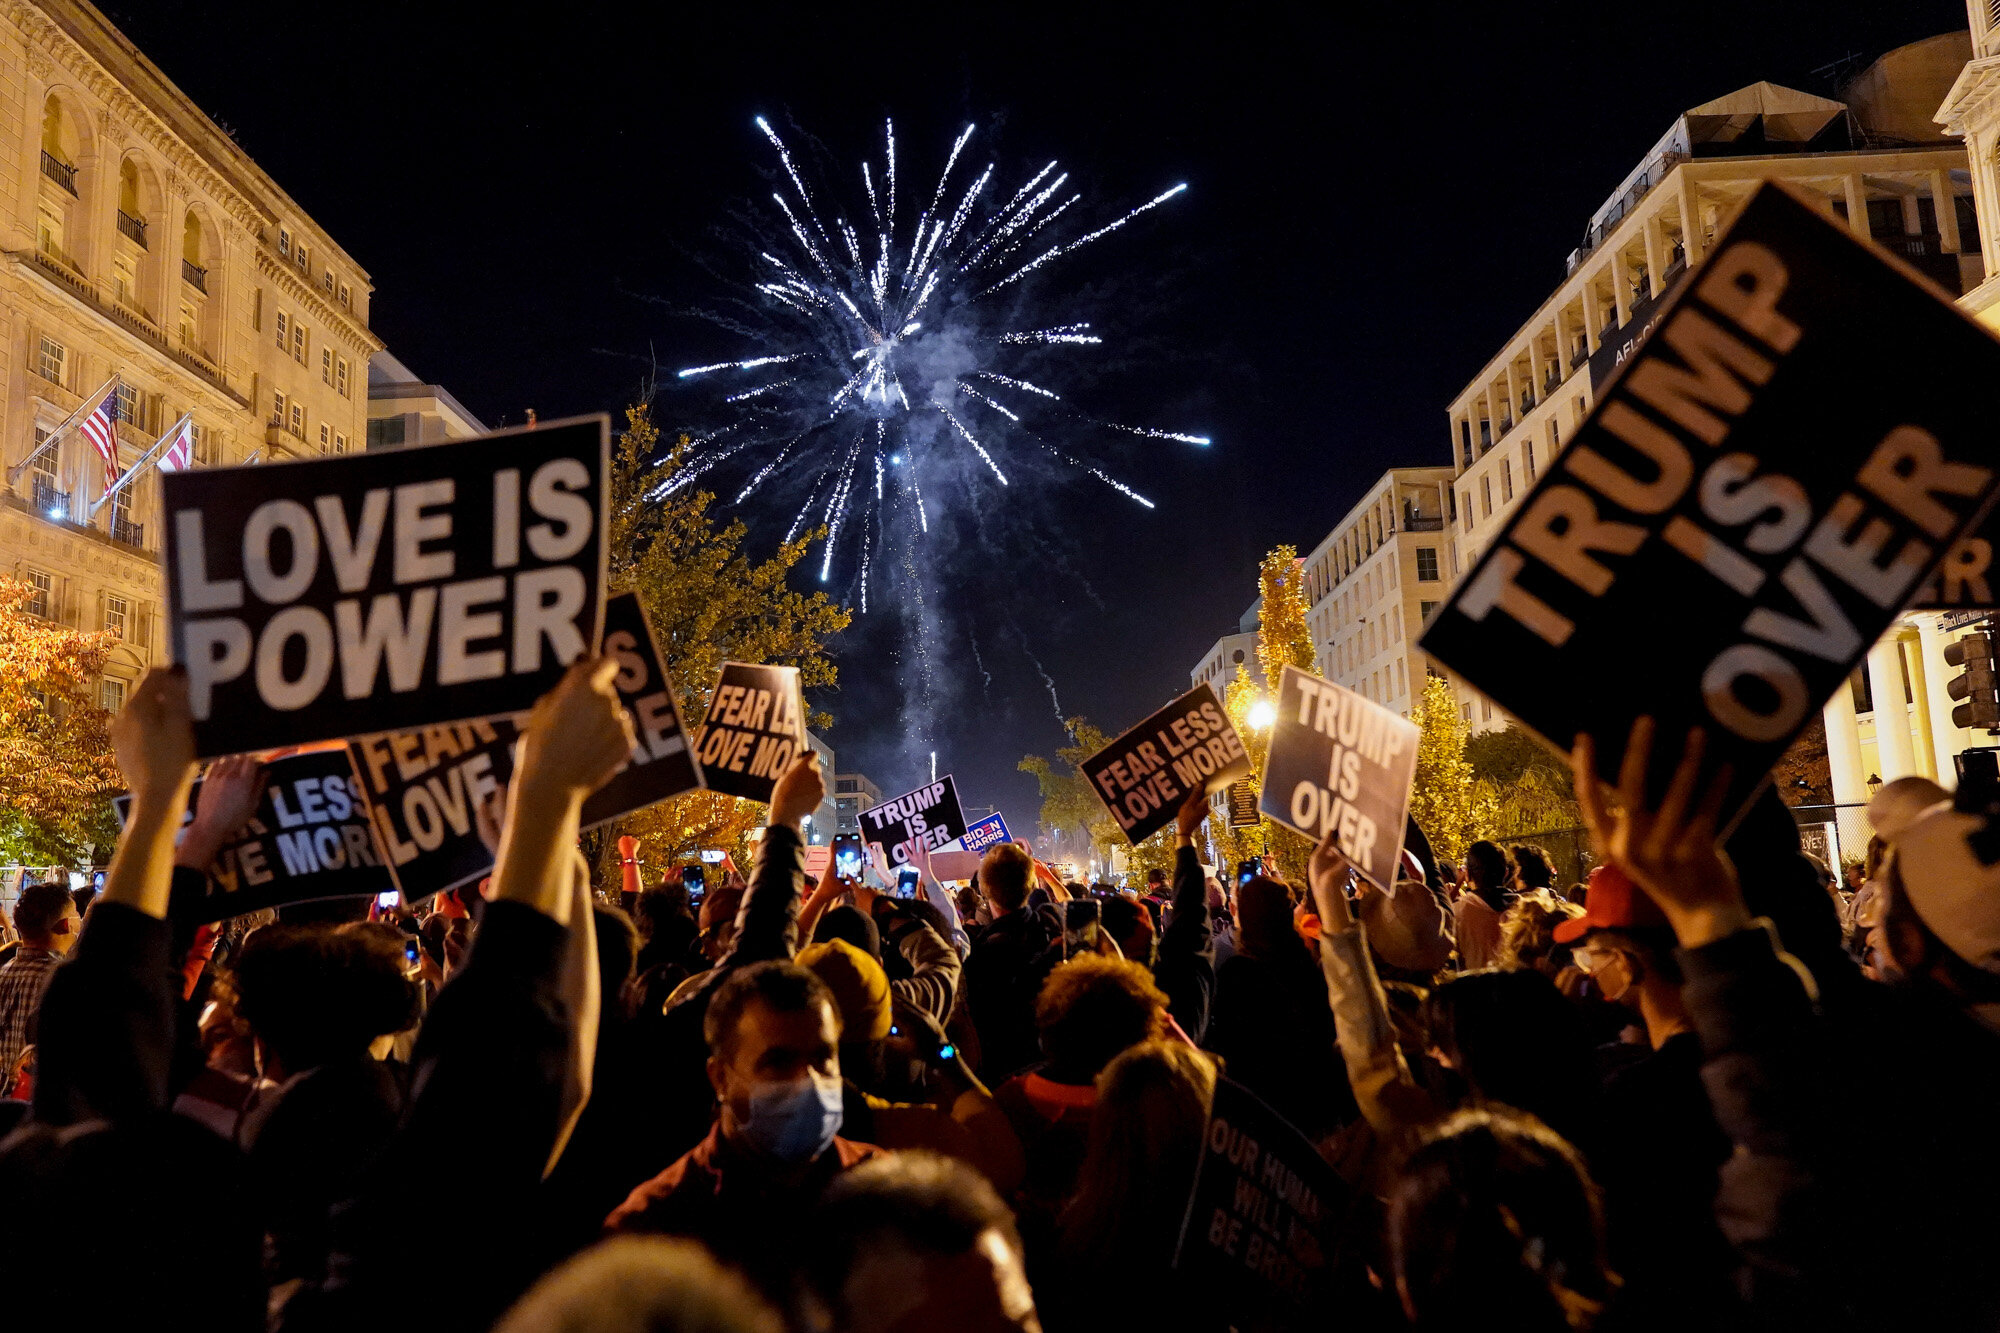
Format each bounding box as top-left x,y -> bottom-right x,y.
112,1 -> 1967,839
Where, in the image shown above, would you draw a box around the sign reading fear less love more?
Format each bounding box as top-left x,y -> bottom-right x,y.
1082,683 -> 1252,845
161,416 -> 610,757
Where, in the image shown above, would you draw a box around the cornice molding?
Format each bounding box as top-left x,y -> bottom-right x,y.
12,4 -> 266,233
1938,57 -> 2000,138
255,248 -> 383,356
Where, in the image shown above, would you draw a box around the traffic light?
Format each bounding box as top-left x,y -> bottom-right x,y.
1944,631 -> 2000,731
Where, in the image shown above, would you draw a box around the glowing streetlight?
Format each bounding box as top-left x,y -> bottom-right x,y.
1247,698 -> 1277,730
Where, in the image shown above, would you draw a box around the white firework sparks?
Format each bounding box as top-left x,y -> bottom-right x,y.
672,116 -> 1206,612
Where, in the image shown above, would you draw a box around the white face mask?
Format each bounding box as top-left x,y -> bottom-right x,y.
739,1069 -> 844,1164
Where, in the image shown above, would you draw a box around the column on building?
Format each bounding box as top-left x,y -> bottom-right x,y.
1642,212 -> 1666,296
1583,281 -> 1603,353
1824,672 -> 1868,806
1678,184 -> 1706,265
1916,613 -> 1970,777
1930,170 -> 1963,253
1611,253 -> 1632,326
1843,174 -> 1870,238
1866,635 -> 1917,783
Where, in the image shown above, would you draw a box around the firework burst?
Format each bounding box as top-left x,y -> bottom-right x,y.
659,116 -> 1206,607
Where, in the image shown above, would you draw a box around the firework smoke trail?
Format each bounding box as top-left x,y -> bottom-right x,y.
671,116 -> 1207,611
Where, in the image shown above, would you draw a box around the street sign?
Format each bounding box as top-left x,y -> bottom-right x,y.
1419,182 -> 2000,828
1227,781 -> 1259,828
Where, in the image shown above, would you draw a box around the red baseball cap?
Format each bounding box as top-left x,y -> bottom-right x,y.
1552,864 -> 1669,943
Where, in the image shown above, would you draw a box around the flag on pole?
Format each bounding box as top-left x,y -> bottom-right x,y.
78,384 -> 120,491
155,415 -> 193,472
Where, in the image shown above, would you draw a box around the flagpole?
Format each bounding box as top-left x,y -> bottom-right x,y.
89,412 -> 190,519
5,375 -> 116,488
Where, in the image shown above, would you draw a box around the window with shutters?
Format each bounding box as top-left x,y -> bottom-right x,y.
338,282 -> 350,309
292,323 -> 306,364
104,594 -> 127,639
289,402 -> 304,436
114,383 -> 139,426
322,347 -> 333,385
272,390 -> 286,426
319,423 -> 330,449
334,432 -> 348,454
278,226 -> 291,256
276,310 -> 289,350
31,429 -> 56,493
336,357 -> 350,397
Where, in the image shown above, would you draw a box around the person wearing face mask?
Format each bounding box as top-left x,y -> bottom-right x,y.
606,959 -> 882,1298
1551,863 -> 1734,1331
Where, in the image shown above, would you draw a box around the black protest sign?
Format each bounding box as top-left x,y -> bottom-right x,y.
1082,684 -> 1252,845
348,719 -> 517,900
1910,515 -> 1998,610
692,662 -> 805,803
113,747 -> 390,921
858,776 -> 969,865
162,415 -> 610,758
1419,183 -> 2000,825
1173,1076 -> 1347,1323
1227,781 -> 1259,828
580,593 -> 703,829
1259,667 -> 1420,890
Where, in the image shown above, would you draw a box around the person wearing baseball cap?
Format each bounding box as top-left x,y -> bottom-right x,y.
1872,782 -> 2000,1038
1555,864 -> 1734,1329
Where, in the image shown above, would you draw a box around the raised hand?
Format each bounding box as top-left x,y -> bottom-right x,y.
112,667 -> 198,806
1175,789 -> 1208,844
178,753 -> 267,870
1307,829 -> 1357,931
769,749 -> 825,832
517,656 -> 634,803
1572,717 -> 1750,947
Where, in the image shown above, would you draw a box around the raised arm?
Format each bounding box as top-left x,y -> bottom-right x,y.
1308,830 -> 1434,1142
1155,791 -> 1218,1041
719,751 -> 823,967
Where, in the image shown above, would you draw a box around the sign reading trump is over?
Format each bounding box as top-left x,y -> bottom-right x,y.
161,416 -> 609,757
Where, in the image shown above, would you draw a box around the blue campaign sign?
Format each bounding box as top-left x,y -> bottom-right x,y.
961,813 -> 1012,853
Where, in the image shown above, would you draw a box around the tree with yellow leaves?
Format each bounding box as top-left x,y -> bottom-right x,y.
1020,717 -> 1119,869
597,406 -> 851,877
1408,673 -> 1491,866
0,576 -> 119,863
1256,545 -> 1316,692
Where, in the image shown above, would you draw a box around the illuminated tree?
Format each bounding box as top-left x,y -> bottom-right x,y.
1256,545 -> 1316,692
1020,718 -> 1120,868
0,577 -> 119,863
1408,673 -> 1489,866
599,405 -> 852,875
1466,723 -> 1581,838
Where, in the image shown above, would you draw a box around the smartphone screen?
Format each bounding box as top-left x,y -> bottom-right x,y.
897,865 -> 921,898
375,890 -> 400,910
833,834 -> 865,881
680,864 -> 706,898
1237,858 -> 1262,889
1064,899 -> 1101,957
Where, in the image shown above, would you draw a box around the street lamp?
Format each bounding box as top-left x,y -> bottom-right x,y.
1866,773 -> 1883,799
1247,698 -> 1277,730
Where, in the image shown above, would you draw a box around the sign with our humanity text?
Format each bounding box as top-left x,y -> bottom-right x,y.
1082,683 -> 1252,845
1258,667 -> 1419,891
114,746 -> 391,921
1419,183 -> 2000,826
162,415 -> 609,758
694,662 -> 806,804
859,776 -> 970,865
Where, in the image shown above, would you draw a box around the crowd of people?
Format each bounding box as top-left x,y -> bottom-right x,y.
1,659 -> 1997,1332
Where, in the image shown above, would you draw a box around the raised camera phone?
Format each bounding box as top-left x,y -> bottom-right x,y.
1064,899 -> 1101,957
1237,858 -> 1263,889
896,865 -> 921,898
833,834 -> 865,881
375,890 -> 400,910
680,863 -> 706,900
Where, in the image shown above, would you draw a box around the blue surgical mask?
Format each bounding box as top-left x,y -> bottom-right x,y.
739,1070 -> 844,1164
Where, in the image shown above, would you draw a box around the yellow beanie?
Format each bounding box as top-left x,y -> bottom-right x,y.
796,938 -> 893,1042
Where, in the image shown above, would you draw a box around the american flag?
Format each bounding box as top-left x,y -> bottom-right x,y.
78,385 -> 120,491
155,415 -> 193,473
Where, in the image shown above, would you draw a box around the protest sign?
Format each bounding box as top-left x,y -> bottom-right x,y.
114,746 -> 390,921
928,848 -> 983,882
1259,667 -> 1419,890
959,812 -> 1012,853
348,719 -> 517,900
1910,514 -> 1997,610
1173,1075 -> 1348,1323
858,776 -> 970,866
693,662 -> 805,803
1081,684 -> 1252,845
1419,182 -> 2000,825
803,844 -> 831,879
580,592 -> 703,828
161,415 -> 610,757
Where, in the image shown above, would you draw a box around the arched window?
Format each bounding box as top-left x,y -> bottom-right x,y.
37,94 -> 85,270
112,155 -> 163,320
178,208 -> 221,358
